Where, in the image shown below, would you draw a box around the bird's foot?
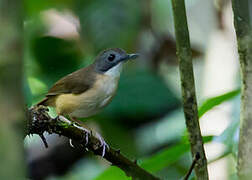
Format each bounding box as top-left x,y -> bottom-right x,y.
57,115 -> 90,146
69,139 -> 74,148
57,115 -> 73,124
91,130 -> 109,157
57,115 -> 108,156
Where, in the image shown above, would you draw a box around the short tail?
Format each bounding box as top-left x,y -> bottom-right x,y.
36,97 -> 49,106
36,96 -> 56,107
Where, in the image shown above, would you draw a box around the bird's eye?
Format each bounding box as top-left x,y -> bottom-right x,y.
108,54 -> 115,61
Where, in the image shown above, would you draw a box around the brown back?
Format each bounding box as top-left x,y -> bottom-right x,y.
47,65 -> 96,96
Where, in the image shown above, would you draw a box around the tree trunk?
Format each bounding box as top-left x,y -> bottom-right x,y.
232,0 -> 252,179
0,0 -> 25,179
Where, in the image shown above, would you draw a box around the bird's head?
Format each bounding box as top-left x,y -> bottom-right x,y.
94,48 -> 139,76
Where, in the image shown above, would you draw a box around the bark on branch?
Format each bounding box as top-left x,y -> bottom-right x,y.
232,0 -> 252,179
171,0 -> 209,179
26,106 -> 160,180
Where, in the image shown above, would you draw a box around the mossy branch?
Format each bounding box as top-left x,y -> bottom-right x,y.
171,0 -> 208,179
232,0 -> 252,179
26,106 -> 160,180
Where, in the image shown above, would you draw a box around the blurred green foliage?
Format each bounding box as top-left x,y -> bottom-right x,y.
32,36 -> 83,84
99,68 -> 179,123
23,0 -> 241,179
76,0 -> 141,52
198,89 -> 241,118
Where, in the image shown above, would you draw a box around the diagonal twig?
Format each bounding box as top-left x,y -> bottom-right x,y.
26,106 -> 160,180
183,152 -> 200,180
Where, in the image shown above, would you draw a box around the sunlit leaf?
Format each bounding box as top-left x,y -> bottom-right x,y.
94,166 -> 131,180
28,76 -> 48,95
198,89 -> 240,118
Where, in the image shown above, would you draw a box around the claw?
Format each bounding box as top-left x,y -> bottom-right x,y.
69,139 -> 75,148
93,131 -> 109,157
99,139 -> 108,157
59,115 -> 109,156
102,142 -> 109,157
85,131 -> 89,146
39,134 -> 48,148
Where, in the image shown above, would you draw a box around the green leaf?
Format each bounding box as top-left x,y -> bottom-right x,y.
140,136 -> 213,173
94,166 -> 131,180
198,89 -> 240,118
27,76 -> 48,95
140,143 -> 189,173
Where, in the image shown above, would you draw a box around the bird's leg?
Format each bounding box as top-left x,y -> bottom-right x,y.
69,116 -> 85,126
57,115 -> 89,147
70,116 -> 90,146
69,116 -> 109,157
90,129 -> 109,157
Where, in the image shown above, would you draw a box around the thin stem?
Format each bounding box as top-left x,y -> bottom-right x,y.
171,0 -> 209,179
184,152 -> 200,180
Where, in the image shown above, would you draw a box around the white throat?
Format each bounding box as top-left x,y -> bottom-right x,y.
104,63 -> 123,78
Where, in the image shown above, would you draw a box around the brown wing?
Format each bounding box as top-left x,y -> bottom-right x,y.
47,65 -> 95,96
37,65 -> 96,106
36,65 -> 96,106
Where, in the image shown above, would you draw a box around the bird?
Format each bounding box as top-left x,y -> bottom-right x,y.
37,48 -> 139,118
36,48 -> 139,154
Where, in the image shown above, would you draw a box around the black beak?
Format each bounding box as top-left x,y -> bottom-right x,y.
121,53 -> 140,62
